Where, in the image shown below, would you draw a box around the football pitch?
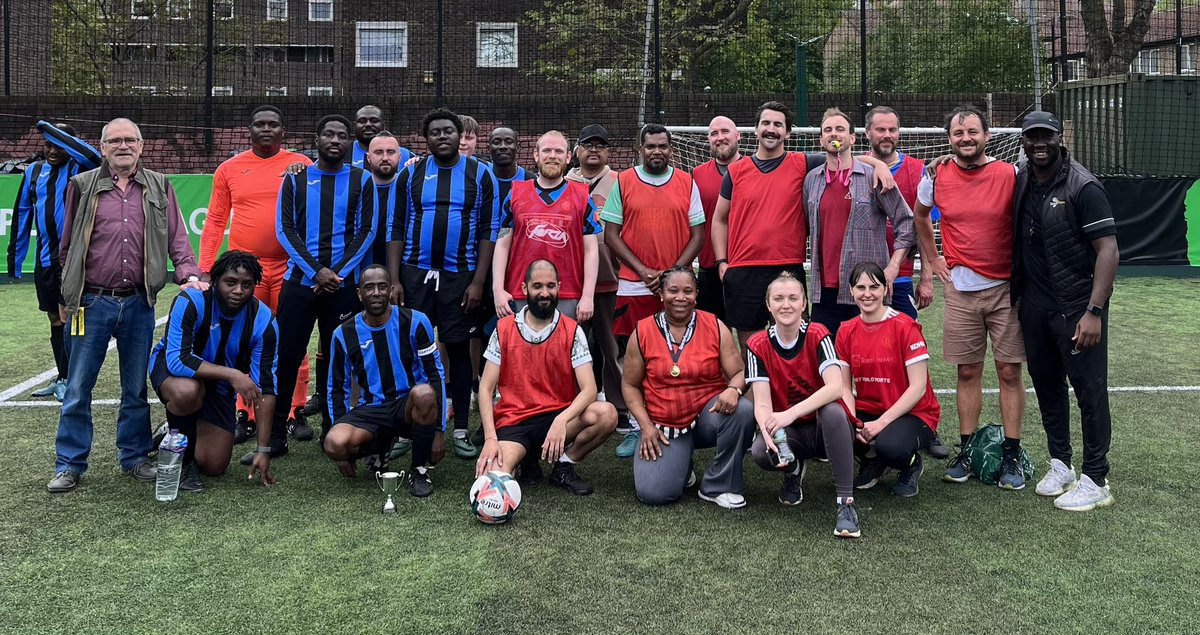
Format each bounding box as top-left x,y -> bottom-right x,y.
0,274 -> 1197,635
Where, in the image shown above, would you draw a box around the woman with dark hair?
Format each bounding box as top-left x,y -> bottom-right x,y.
837,262 -> 941,499
745,271 -> 862,538
622,266 -> 755,509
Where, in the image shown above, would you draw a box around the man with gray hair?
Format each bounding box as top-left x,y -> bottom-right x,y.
49,117 -> 205,493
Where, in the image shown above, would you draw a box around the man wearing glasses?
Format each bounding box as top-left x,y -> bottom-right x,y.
49,117 -> 205,493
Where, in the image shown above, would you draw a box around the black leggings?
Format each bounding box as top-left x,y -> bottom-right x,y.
855,412 -> 935,469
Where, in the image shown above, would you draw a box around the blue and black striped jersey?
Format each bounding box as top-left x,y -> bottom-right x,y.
6,121 -> 100,275
390,155 -> 499,273
150,288 -> 279,397
276,164 -> 377,286
328,306 -> 446,430
364,177 -> 398,270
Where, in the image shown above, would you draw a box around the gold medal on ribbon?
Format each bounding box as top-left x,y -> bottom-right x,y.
670,364 -> 680,377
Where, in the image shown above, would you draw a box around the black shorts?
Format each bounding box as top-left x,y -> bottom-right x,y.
722,264 -> 806,332
34,265 -> 63,314
401,266 -> 487,343
495,408 -> 567,453
336,397 -> 411,454
149,360 -> 238,434
696,266 -> 726,322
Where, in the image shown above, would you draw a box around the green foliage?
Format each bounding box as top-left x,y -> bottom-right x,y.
828,0 -> 1037,92
51,0 -> 115,95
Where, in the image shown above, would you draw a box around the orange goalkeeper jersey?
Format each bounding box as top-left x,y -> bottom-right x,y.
200,149 -> 312,271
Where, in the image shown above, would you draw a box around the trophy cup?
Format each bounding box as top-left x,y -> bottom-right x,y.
375,470 -> 405,514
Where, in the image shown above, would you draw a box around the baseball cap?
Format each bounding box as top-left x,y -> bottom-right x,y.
1022,111 -> 1062,134
578,124 -> 610,144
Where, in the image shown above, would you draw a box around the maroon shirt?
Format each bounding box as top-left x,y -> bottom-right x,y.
59,172 -> 201,290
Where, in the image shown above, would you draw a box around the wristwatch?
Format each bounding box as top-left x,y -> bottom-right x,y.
255,446 -> 273,454
1087,304 -> 1104,317
187,275 -> 200,283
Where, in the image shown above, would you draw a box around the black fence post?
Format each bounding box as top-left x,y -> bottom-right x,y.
204,0 -> 215,154
3,0 -> 11,96
653,0 -> 662,123
436,0 -> 444,107
859,0 -> 869,121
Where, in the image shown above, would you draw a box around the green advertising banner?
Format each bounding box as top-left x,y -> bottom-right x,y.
1,174 -> 217,275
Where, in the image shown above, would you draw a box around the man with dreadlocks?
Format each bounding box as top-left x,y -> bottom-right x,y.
149,250 -> 281,492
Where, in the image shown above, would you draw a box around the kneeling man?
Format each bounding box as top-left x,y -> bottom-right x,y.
150,250 -> 279,491
476,260 -> 617,494
323,265 -> 446,497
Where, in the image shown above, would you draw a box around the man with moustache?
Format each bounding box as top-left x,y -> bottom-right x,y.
49,117 -> 205,493
601,123 -> 705,458
351,105 -> 412,170
711,101 -> 894,349
476,260 -> 618,495
149,250 -> 280,492
324,265 -> 446,496
493,130 -> 600,321
261,115 -> 377,463
387,108 -> 498,459
691,116 -> 742,321
1011,111 -> 1118,511
913,106 -> 1026,490
200,105 -> 314,444
803,108 -> 914,338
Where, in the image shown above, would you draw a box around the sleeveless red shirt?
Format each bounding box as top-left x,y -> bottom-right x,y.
493,313 -> 579,428
614,169 -> 693,281
932,160 -> 1015,280
504,180 -> 592,300
692,159 -> 728,269
727,154 -> 808,268
637,311 -> 727,429
745,322 -> 834,422
888,154 -> 925,278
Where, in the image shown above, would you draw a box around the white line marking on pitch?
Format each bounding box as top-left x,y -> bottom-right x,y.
0,315 -> 169,403
1,386 -> 1198,409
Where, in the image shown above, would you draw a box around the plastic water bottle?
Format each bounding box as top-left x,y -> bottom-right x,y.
773,429 -> 795,466
155,429 -> 187,502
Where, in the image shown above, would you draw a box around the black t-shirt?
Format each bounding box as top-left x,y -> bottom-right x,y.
1019,171 -> 1116,311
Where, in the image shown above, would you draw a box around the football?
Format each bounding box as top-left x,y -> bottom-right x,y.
468,471 -> 522,524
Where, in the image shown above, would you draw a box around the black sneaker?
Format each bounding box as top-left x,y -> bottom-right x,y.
943,451 -> 973,483
892,454 -> 923,498
548,462 -> 593,495
854,457 -> 888,490
150,421 -> 168,455
239,441 -> 287,466
926,434 -> 951,460
301,394 -> 323,417
409,467 -> 434,498
288,407 -> 314,441
778,460 -> 807,505
471,426 -> 485,448
179,463 -> 205,493
517,455 -> 543,486
233,410 -> 255,445
834,500 -> 861,538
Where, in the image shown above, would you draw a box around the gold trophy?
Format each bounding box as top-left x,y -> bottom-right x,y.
375,470 -> 405,514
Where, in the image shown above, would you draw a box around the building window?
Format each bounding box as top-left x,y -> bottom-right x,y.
216,0 -> 234,19
212,86 -> 233,96
265,86 -> 288,96
131,0 -> 154,19
477,22 -> 518,68
166,0 -> 191,19
286,46 -> 333,63
267,0 -> 288,21
1132,49 -> 1162,75
356,21 -> 408,67
132,85 -> 158,95
308,86 -> 333,96
308,0 -> 332,21
1183,44 -> 1196,75
254,46 -> 287,63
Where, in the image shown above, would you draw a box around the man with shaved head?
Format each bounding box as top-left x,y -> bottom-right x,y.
692,116 -> 743,321
49,117 -> 205,493
352,105 -> 412,170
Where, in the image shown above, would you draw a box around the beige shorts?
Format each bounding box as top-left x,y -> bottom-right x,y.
942,281 -> 1025,364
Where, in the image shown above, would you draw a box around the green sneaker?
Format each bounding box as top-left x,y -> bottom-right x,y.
388,437 -> 412,462
453,434 -> 480,459
30,378 -> 60,398
615,430 -> 640,459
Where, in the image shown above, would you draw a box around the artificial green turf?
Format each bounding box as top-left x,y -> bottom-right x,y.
0,277 -> 1198,634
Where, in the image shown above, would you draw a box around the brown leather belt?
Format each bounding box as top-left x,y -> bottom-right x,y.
83,285 -> 140,298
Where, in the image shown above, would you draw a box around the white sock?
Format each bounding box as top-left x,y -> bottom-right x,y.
558,454 -> 577,464
837,496 -> 854,505
453,429 -> 467,439
628,417 -> 640,432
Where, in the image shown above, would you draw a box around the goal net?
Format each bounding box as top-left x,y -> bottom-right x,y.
664,126 -> 1025,172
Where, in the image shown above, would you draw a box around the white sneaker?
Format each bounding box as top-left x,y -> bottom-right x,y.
697,491 -> 746,509
1035,458 -> 1077,497
1053,474 -> 1114,512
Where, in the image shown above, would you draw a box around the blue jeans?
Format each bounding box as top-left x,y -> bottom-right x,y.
891,279 -> 918,320
55,294 -> 155,474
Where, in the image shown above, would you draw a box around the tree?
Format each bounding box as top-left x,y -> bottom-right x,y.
1079,0 -> 1158,77
827,0 -> 1035,93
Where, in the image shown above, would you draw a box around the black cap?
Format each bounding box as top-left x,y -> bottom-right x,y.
578,124 -> 610,144
1022,111 -> 1062,134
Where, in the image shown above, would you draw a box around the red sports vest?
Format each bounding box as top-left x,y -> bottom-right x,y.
615,169 -> 693,281
932,160 -> 1015,280
637,311 -> 727,429
746,323 -> 831,422
727,153 -> 808,268
692,159 -> 728,269
888,154 -> 925,278
493,314 -> 578,428
504,180 -> 591,300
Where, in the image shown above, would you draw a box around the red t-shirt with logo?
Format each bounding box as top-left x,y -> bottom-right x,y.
835,309 -> 940,430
